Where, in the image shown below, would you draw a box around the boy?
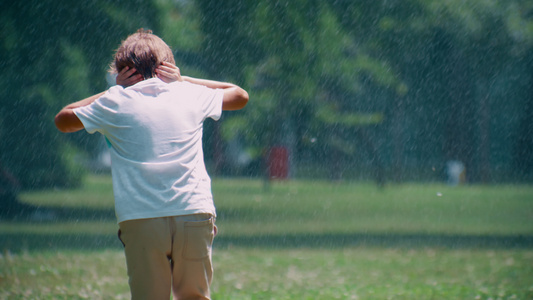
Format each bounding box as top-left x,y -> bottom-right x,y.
55,29 -> 248,299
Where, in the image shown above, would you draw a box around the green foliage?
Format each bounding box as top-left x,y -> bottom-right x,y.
3,0 -> 533,188
156,0 -> 205,68
317,108 -> 384,127
0,0 -> 160,189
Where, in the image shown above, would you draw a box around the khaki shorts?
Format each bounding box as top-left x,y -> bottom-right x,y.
118,214 -> 216,300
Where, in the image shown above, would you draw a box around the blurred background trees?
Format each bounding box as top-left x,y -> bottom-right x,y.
1,0 -> 532,190
0,0 -> 159,188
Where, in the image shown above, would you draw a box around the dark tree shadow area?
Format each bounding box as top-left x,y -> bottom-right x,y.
0,233 -> 123,253
1,205 -> 532,253
1,204 -> 116,222
0,205 -> 120,253
214,233 -> 533,250
1,231 -> 532,254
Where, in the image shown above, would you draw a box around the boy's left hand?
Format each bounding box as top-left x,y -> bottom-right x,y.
156,62 -> 183,83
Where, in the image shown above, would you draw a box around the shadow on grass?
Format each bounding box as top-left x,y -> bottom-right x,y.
0,233 -> 123,253
1,203 -> 115,222
214,233 -> 533,250
1,205 -> 532,253
1,231 -> 532,254
0,204 -> 118,253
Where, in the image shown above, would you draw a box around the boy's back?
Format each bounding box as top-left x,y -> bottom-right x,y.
74,78 -> 224,223
54,29 -> 248,299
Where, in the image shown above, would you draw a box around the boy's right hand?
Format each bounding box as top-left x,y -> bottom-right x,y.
156,62 -> 183,83
116,66 -> 143,87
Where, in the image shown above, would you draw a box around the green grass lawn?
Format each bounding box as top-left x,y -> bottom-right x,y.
1,175 -> 532,299
2,247 -> 531,299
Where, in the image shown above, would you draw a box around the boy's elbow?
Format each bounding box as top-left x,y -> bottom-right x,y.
54,111 -> 82,133
223,87 -> 249,111
238,88 -> 249,109
54,114 -> 70,133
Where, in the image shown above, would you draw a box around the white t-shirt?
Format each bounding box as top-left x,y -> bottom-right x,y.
74,78 -> 224,223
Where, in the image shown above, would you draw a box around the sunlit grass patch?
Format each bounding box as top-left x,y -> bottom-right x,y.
15,175 -> 533,236
3,175 -> 532,252
210,247 -> 533,299
0,250 -> 130,299
1,248 -> 532,299
212,178 -> 533,235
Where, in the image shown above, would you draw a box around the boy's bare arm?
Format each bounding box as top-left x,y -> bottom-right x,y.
157,62 -> 248,110
55,68 -> 141,133
181,76 -> 249,111
54,92 -> 105,133
221,85 -> 249,111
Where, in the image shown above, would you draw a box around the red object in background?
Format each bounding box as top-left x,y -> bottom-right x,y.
269,146 -> 289,179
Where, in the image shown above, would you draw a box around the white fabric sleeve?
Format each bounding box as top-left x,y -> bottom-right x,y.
73,103 -> 104,134
198,86 -> 224,121
73,87 -> 122,134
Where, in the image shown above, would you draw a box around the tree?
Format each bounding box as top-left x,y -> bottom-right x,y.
330,0 -> 533,182
194,1 -> 403,182
0,0 -> 159,189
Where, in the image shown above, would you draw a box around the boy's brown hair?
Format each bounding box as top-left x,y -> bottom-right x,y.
110,29 -> 175,79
